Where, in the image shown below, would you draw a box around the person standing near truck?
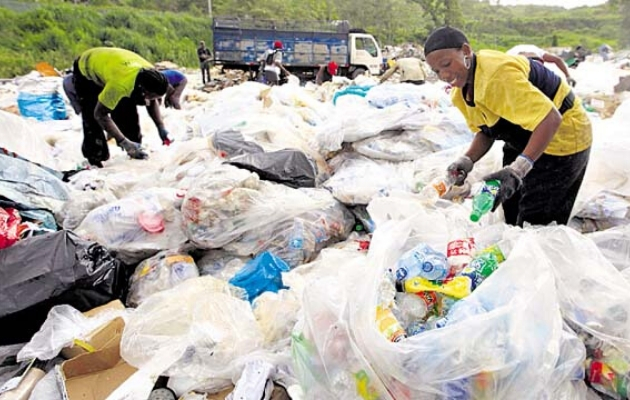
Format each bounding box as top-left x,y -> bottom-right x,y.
315,61 -> 339,85
262,41 -> 291,86
197,40 -> 212,84
379,55 -> 428,85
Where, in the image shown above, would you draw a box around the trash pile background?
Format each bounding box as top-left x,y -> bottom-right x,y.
0,58 -> 630,400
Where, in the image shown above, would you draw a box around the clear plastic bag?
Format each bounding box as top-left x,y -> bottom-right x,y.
56,188 -> 118,230
17,304 -> 125,362
120,276 -> 261,389
75,188 -> 187,264
197,250 -> 251,281
586,224 -> 630,272
127,251 -> 200,307
182,167 -> 334,249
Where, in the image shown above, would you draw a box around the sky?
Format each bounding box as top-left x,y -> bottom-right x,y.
498,0 -> 607,8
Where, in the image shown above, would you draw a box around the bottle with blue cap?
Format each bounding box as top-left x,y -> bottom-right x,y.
395,243 -> 450,282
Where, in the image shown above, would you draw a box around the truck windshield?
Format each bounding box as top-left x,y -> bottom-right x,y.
356,37 -> 378,58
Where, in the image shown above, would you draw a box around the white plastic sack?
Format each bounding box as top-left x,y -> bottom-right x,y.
56,188 -> 118,230
197,250 -> 251,281
121,276 -> 261,389
253,290 -> 301,347
586,224 -> 630,272
0,110 -> 56,170
75,188 -> 187,263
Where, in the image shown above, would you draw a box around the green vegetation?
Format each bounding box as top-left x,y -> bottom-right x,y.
0,0 -> 623,77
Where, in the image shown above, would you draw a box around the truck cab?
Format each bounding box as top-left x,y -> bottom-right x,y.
348,33 -> 383,78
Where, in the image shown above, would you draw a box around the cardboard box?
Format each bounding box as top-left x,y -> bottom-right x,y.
205,386 -> 235,399
583,93 -> 622,119
61,301 -> 125,360
61,341 -> 137,400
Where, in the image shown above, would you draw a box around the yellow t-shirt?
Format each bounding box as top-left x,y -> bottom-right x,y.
78,47 -> 153,110
451,50 -> 592,156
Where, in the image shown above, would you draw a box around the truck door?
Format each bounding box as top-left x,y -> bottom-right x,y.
349,34 -> 383,76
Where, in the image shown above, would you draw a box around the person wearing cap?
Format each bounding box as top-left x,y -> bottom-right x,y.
423,27 -> 592,227
73,47 -> 172,167
160,69 -> 188,112
506,44 -> 575,86
197,40 -> 212,84
262,41 -> 291,86
379,56 -> 428,85
316,61 -> 339,85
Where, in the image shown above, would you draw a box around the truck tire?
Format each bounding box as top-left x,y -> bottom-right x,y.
351,67 -> 367,79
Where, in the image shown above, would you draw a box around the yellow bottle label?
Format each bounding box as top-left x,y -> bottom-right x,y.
403,276 -> 472,299
478,244 -> 505,263
375,306 -> 406,342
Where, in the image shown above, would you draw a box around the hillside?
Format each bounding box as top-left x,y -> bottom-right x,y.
0,0 -> 622,77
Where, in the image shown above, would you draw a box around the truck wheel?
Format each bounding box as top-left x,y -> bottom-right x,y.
351,68 -> 367,79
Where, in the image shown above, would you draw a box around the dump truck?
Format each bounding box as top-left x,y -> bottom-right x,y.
212,17 -> 384,81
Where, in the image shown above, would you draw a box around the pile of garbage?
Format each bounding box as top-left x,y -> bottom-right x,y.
0,58 -> 629,400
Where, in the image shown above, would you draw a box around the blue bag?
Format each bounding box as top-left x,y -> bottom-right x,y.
17,91 -> 67,121
228,251 -> 290,302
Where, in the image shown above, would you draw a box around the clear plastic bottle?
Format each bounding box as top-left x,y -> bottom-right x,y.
446,213 -> 476,274
470,180 -> 501,222
395,243 -> 450,281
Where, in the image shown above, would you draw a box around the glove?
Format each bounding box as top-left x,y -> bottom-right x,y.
446,155 -> 474,186
158,127 -> 174,146
567,77 -> 577,87
119,138 -> 149,160
482,155 -> 534,211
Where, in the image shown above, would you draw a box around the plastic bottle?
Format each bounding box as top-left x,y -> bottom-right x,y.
461,252 -> 500,291
375,306 -> 407,342
394,292 -> 429,328
470,180 -> 501,222
395,243 -> 449,281
446,214 -> 476,274
396,276 -> 472,299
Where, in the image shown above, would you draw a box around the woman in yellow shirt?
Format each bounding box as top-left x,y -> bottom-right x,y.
424,27 -> 592,227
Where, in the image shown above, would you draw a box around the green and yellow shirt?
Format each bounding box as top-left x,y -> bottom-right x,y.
451,50 -> 592,156
78,47 -> 153,110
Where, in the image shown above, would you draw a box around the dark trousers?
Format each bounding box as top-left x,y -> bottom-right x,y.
73,60 -> 141,166
502,145 -> 591,227
200,60 -> 211,83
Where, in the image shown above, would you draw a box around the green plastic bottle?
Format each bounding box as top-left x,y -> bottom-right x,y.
470,180 -> 501,222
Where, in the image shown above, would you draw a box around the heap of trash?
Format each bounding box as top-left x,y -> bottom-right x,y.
0,58 -> 630,400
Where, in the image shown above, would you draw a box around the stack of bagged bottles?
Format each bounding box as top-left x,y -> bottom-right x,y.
375,212 -> 514,343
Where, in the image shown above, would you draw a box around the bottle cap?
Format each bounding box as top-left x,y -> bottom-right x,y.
138,212 -> 165,233
470,212 -> 481,222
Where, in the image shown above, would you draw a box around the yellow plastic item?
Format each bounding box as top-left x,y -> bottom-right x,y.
477,244 -> 506,263
401,276 -> 472,299
375,306 -> 406,342
72,339 -> 96,353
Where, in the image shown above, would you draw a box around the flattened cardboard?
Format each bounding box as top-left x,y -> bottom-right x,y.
61,301 -> 125,360
61,341 -> 137,400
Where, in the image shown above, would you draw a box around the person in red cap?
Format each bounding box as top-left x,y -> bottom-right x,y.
262,41 -> 290,85
316,61 -> 339,85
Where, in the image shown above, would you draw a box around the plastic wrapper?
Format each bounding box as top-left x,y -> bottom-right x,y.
17,304 -> 125,362
322,154 -> 414,205
182,166 -> 334,249
127,251 -> 200,307
0,230 -> 126,345
223,188 -> 354,268
75,188 -> 188,264
120,276 -> 261,390
0,207 -> 22,250
294,204 -> 574,398
56,188 -> 118,230
228,252 -> 290,303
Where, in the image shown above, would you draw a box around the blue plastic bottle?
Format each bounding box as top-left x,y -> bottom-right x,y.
395,243 -> 449,281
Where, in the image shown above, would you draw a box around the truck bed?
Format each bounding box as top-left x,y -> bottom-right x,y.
213,17 -> 349,69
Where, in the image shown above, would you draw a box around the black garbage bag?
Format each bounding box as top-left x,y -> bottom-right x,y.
211,130 -> 264,158
0,230 -> 127,345
227,149 -> 317,188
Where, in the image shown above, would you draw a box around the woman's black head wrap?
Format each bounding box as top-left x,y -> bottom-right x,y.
424,27 -> 469,56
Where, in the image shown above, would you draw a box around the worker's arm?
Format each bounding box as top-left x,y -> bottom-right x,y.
464,131 -> 496,162
146,99 -> 165,130
94,102 -> 125,143
379,65 -> 398,83
315,65 -> 326,85
275,61 -> 291,76
542,53 -> 571,80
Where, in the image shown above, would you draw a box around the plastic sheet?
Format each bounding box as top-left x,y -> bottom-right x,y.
228,251 -> 290,303
0,110 -> 57,170
227,149 -> 318,188
28,368 -> 63,400
120,276 -> 261,389
127,251 -> 200,307
75,188 -> 188,264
